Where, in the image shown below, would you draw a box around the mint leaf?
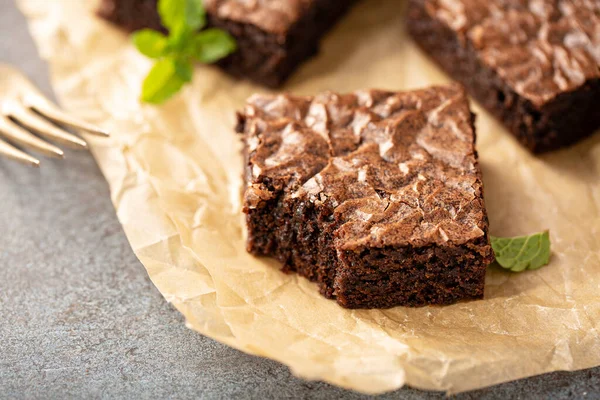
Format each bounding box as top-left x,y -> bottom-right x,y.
133,0 -> 236,104
167,25 -> 195,53
192,29 -> 237,63
158,0 -> 205,31
174,58 -> 193,82
141,58 -> 187,104
491,231 -> 551,272
132,29 -> 168,58
158,0 -> 186,31
184,0 -> 206,30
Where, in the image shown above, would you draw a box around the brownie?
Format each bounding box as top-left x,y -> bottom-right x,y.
98,0 -> 357,87
238,84 -> 495,309
407,0 -> 600,153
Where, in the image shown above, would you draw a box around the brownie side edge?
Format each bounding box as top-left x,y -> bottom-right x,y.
334,239 -> 490,309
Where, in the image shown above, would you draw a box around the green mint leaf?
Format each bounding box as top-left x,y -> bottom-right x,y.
141,58 -> 187,104
167,25 -> 195,53
133,0 -> 235,105
174,58 -> 193,82
184,0 -> 206,30
158,0 -> 205,31
192,29 -> 237,63
158,0 -> 185,31
491,231 -> 551,272
132,29 -> 168,59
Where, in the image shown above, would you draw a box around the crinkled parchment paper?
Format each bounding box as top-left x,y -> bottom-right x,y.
18,0 -> 600,394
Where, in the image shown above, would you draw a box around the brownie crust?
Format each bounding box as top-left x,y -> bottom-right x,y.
239,85 -> 494,309
407,0 -> 600,153
98,0 -> 357,87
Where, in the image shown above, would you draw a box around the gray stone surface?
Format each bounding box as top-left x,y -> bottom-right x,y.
0,0 -> 599,398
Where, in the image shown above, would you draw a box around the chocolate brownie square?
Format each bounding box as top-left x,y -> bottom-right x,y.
98,0 -> 358,87
408,0 -> 600,153
238,84 -> 495,309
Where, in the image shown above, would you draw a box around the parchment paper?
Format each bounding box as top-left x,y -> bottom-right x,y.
18,0 -> 600,394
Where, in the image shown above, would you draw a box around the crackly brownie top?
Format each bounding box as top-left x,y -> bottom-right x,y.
426,0 -> 600,106
204,0 -> 315,34
241,84 -> 489,249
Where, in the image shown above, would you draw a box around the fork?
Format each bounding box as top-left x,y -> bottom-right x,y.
0,63 -> 109,167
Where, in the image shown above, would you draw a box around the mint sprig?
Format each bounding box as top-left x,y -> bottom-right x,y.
491,231 -> 551,272
132,0 -> 236,104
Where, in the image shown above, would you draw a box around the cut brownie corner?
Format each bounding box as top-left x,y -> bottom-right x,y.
240,84 -> 494,309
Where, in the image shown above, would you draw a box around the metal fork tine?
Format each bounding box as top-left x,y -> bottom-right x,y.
0,64 -> 109,165
0,117 -> 64,158
10,107 -> 88,149
26,97 -> 109,137
0,137 -> 40,167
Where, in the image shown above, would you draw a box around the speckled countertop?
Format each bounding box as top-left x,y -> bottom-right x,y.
1,0 -> 599,398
